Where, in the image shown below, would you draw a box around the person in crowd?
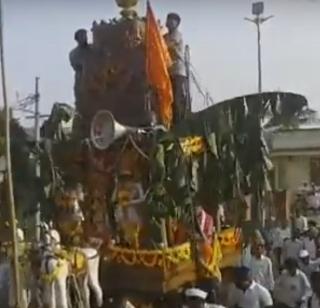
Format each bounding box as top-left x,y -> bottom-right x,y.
262,218 -> 277,255
249,239 -> 274,292
307,185 -> 320,214
183,288 -> 225,308
274,257 -> 312,308
228,266 -> 273,308
302,228 -> 317,260
314,188 -> 320,213
218,267 -> 236,307
298,250 -> 320,280
295,209 -> 308,233
309,221 -> 318,229
315,233 -> 320,258
241,237 -> 252,268
309,271 -> 320,308
273,220 -> 291,266
205,289 -> 226,308
241,229 -> 265,267
282,229 -> 304,263
299,182 -> 310,193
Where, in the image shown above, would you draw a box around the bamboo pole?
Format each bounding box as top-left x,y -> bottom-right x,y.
0,0 -> 22,307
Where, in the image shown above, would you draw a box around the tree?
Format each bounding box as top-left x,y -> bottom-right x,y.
0,110 -> 41,225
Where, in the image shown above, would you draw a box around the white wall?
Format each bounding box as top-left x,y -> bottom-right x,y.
273,129 -> 320,151
274,156 -> 310,190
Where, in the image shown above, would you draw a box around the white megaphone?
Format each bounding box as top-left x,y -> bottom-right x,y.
90,110 -> 136,150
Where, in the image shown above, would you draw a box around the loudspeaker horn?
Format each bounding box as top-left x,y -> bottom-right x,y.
90,110 -> 136,150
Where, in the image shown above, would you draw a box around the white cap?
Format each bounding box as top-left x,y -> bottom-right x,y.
299,250 -> 310,258
185,288 -> 208,300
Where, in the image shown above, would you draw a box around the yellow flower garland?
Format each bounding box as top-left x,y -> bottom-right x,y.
179,136 -> 206,156
108,243 -> 192,268
107,234 -> 233,279
41,259 -> 67,283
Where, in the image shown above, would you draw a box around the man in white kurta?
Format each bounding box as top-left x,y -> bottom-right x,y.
295,209 -> 308,233
302,229 -> 317,260
249,242 -> 275,292
282,232 -> 304,263
229,267 -> 273,308
273,221 -> 291,267
298,250 -> 320,280
274,258 -> 312,308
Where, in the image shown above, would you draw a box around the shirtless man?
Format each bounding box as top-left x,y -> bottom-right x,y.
69,29 -> 91,100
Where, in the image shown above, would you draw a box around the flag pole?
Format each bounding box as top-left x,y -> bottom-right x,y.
0,0 -> 22,307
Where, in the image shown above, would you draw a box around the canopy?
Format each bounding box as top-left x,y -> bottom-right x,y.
174,92 -> 308,137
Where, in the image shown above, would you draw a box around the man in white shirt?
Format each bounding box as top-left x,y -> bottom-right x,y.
282,230 -> 304,263
302,229 -> 317,260
229,266 -> 273,308
273,221 -> 291,248
249,241 -> 275,292
295,209 -> 308,233
299,250 -> 320,280
307,192 -> 320,213
273,220 -> 291,266
274,258 -> 312,308
164,13 -> 189,123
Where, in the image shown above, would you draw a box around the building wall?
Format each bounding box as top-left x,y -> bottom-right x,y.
273,129 -> 320,151
271,127 -> 320,191
274,156 -> 310,190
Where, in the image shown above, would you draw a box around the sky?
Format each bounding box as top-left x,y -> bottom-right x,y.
2,0 -> 320,124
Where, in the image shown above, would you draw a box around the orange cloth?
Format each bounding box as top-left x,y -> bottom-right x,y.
145,1 -> 173,127
201,241 -> 213,263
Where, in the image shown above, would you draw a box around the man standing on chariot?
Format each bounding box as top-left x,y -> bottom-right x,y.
69,29 -> 92,104
164,13 -> 189,124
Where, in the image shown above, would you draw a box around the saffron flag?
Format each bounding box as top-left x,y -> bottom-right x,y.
146,1 -> 173,127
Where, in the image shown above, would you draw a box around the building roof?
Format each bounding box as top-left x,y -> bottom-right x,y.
271,127 -> 320,154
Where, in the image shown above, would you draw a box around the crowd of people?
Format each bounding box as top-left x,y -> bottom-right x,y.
182,209 -> 320,308
297,182 -> 320,213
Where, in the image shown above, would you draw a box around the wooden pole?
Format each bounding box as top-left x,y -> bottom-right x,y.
34,77 -> 41,242
0,0 -> 22,307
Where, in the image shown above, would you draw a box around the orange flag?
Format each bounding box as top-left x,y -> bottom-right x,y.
146,1 -> 173,128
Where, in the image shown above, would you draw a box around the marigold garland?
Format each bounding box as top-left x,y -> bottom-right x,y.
108,243 -> 191,268
179,136 -> 206,156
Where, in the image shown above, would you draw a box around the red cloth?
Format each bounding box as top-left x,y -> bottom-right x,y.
197,209 -> 214,241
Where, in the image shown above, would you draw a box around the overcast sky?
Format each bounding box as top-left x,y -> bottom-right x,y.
2,0 -> 320,124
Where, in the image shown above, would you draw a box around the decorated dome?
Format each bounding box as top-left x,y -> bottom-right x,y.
115,0 -> 138,9
115,0 -> 139,19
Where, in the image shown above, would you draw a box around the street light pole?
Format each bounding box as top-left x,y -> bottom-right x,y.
257,21 -> 262,93
245,2 -> 274,93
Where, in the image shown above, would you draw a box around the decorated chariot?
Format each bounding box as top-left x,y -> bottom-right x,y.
38,0 -> 308,306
